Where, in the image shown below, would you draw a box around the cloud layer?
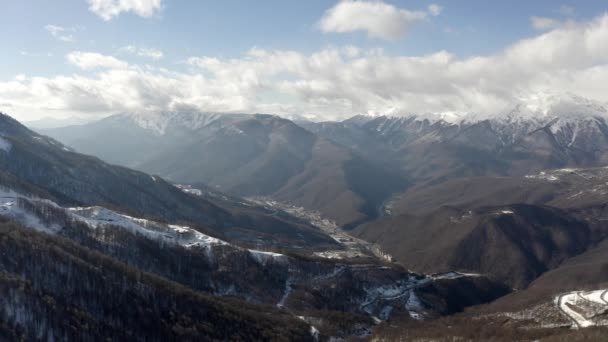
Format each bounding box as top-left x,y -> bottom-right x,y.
319,0 -> 441,40
3,14 -> 608,121
87,0 -> 162,21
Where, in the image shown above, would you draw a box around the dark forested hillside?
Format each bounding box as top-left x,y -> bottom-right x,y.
354,204 -> 594,289
0,220 -> 313,341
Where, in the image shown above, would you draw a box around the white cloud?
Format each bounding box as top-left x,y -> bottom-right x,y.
67,51 -> 129,70
428,4 -> 442,17
4,14 -> 608,121
120,45 -> 164,60
87,0 -> 162,21
45,24 -> 74,42
318,0 -> 440,40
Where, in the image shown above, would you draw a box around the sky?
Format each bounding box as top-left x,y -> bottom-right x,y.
1,0 -> 607,121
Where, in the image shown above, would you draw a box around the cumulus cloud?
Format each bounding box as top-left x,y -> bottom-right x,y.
120,45 -> 164,60
67,51 -> 129,70
319,0 -> 441,40
45,25 -> 75,42
87,0 -> 162,21
3,14 -> 608,121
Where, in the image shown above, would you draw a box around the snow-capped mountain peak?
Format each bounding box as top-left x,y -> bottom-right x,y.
518,92 -> 607,117
501,93 -> 608,125
346,93 -> 608,128
124,111 -> 227,135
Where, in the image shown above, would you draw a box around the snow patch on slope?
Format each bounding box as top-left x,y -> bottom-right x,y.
522,93 -> 608,118
0,187 -> 293,265
0,186 -> 230,253
276,278 -> 294,308
0,190 -> 59,233
248,249 -> 287,265
405,291 -> 425,320
176,184 -> 203,196
354,93 -> 608,129
555,289 -> 608,328
127,111 -> 226,135
0,136 -> 11,152
360,274 -> 436,320
68,206 -> 228,249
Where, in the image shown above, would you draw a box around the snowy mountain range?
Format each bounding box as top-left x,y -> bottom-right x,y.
351,92 -> 608,125
319,92 -> 608,145
37,93 -> 608,227
2,93 -> 608,339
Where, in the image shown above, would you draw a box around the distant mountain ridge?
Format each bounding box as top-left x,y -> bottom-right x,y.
341,93 -> 608,126
38,93 -> 608,226
120,111 -> 243,135
303,93 -> 608,186
42,112 -> 406,226
23,116 -> 92,130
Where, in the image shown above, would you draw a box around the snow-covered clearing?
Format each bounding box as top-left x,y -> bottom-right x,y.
175,184 -> 203,196
555,289 -> 608,328
0,187 -> 229,250
248,249 -> 287,265
0,189 -> 60,233
0,187 -> 294,265
68,206 -> 228,249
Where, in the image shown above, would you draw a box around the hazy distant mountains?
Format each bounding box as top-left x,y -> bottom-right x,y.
304,93 -> 608,184
43,111 -> 406,226
42,93 -> 608,227
23,116 -> 92,130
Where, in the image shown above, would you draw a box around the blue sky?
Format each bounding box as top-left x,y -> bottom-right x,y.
1,0 -> 608,121
2,0 -> 598,75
